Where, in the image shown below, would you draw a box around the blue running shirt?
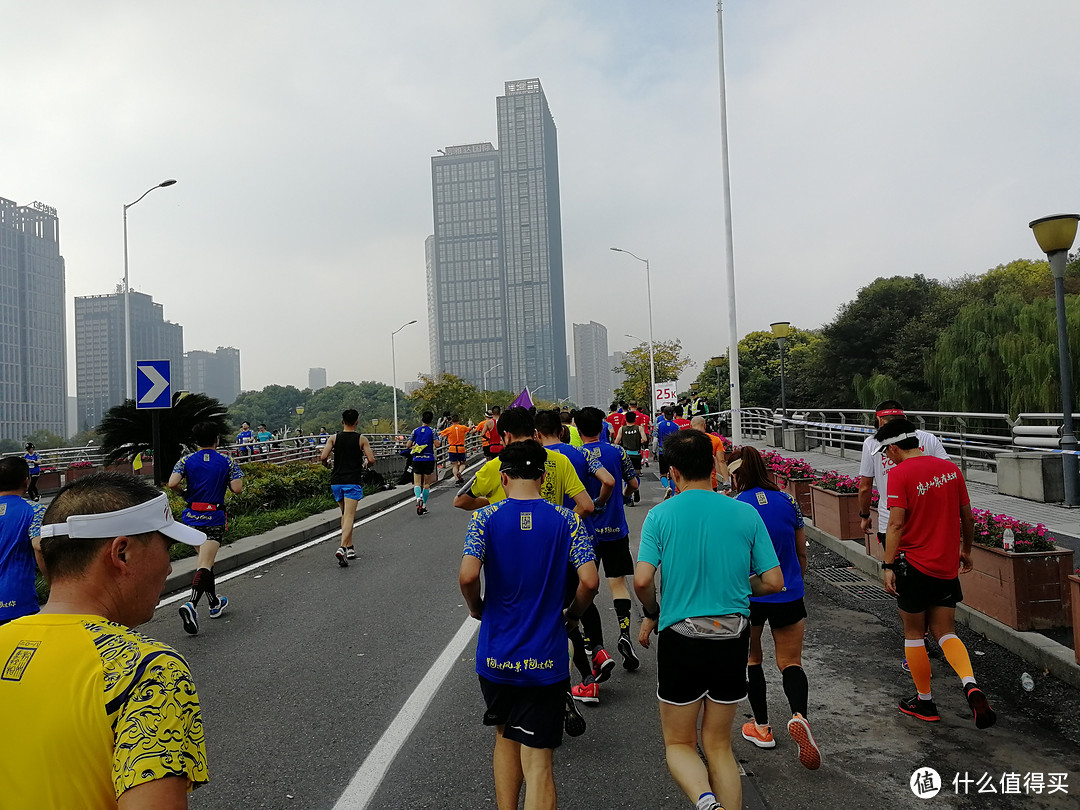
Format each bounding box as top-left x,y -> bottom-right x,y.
463,498 -> 595,686
0,495 -> 46,622
654,417 -> 680,454
410,426 -> 436,461
580,442 -> 637,541
736,488 -> 805,603
172,450 -> 243,528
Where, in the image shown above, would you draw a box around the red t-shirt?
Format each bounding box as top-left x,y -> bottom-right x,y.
673,418 -> 692,430
605,412 -> 626,435
629,410 -> 651,435
886,455 -> 970,580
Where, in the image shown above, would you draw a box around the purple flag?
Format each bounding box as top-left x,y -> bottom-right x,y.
509,388 -> 534,409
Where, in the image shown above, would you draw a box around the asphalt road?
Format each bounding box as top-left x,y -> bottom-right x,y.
140,470 -> 1080,810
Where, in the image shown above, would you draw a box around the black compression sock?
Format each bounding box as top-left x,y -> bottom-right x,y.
581,603 -> 604,650
782,665 -> 809,718
202,567 -> 219,608
568,626 -> 592,680
614,598 -> 632,637
189,568 -> 205,606
747,664 -> 769,726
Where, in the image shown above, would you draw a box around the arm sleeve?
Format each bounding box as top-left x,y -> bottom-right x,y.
171,455 -> 187,479
227,458 -> 244,480
463,510 -> 488,561
112,651 -> 209,798
858,439 -> 875,478
749,512 -> 781,575
638,511 -> 661,567
566,513 -> 596,568
28,503 -> 46,539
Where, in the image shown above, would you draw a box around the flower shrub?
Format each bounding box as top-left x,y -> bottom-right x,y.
68,460 -> 94,469
761,451 -> 816,481
971,508 -> 1057,553
813,470 -> 861,493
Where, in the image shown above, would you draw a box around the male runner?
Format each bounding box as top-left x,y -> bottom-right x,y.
876,418 -> 996,729
859,400 -> 949,555
575,407 -> 642,701
168,421 -> 244,635
604,402 -> 626,446
255,424 -> 273,455
654,406 -> 681,497
440,413 -> 470,484
671,404 -> 692,430
690,416 -> 726,491
626,402 -> 651,466
454,407 -> 593,519
2,473 -> 209,807
0,457 -> 46,625
460,440 -> 598,810
236,421 -> 254,457
476,406 -> 504,460
614,411 -> 645,505
22,443 -> 40,501
405,410 -> 439,516
318,409 -> 376,566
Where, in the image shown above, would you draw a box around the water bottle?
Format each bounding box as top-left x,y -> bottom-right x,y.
1003,528 -> 1015,552
1020,672 -> 1035,691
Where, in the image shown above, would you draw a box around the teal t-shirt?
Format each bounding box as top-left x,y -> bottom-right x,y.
638,489 -> 780,631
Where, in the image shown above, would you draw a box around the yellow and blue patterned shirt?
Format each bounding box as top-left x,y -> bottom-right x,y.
0,614 -> 208,808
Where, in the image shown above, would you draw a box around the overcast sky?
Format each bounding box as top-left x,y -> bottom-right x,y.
5,1 -> 1079,396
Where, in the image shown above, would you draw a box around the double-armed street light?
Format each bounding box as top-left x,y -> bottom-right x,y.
123,179 -> 177,401
770,322 -> 792,420
391,320 -> 417,433
1029,214 -> 1080,506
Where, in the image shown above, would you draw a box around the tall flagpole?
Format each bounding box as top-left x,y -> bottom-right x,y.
716,1 -> 742,441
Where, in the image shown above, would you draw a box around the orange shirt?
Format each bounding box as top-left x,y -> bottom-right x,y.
708,433 -> 725,490
440,424 -> 470,454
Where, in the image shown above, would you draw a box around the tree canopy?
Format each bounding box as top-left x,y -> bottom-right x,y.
613,339 -> 691,407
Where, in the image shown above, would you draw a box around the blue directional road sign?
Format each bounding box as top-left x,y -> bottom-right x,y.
136,360 -> 172,410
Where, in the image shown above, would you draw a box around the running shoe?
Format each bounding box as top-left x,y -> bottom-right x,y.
564,691 -> 587,736
591,648 -> 616,683
787,714 -> 822,770
179,602 -> 199,635
964,685 -> 997,730
901,659 -> 911,673
570,681 -> 599,705
633,490 -> 640,503
345,547 -> 357,560
335,547 -> 349,567
208,596 -> 229,619
741,721 -> 776,749
617,635 -> 640,671
417,500 -> 424,516
898,694 -> 940,722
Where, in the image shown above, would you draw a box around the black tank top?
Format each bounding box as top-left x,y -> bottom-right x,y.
621,425 -> 643,452
331,431 -> 365,484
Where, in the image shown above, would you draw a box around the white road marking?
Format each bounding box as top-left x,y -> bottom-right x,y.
332,617 -> 479,809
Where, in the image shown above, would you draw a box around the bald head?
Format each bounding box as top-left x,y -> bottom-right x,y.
691,416 -> 707,430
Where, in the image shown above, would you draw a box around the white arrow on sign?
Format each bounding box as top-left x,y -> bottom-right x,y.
139,365 -> 169,404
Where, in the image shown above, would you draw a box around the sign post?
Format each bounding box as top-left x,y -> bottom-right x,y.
136,360 -> 172,485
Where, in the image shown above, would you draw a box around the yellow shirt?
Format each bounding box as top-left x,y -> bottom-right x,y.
0,614 -> 209,809
472,448 -> 586,506
567,424 -> 583,448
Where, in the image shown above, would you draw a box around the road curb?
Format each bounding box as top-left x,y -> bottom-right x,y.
163,462 -> 470,596
804,523 -> 1080,689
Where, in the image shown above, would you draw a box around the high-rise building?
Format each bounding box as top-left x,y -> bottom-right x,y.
308,367 -> 327,390
74,291 -> 183,431
428,78 -> 568,397
573,321 -> 611,408
184,347 -> 241,405
609,351 -> 627,398
0,198 -> 67,442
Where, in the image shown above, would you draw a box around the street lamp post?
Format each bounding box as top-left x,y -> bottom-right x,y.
123,179 -> 177,401
483,362 -> 502,411
770,322 -> 792,420
1029,214 -> 1080,506
710,355 -> 725,413
611,247 -> 657,422
391,319 -> 418,433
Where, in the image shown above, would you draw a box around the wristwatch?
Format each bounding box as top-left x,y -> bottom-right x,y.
642,603 -> 660,620
881,561 -> 899,571
859,511 -> 871,519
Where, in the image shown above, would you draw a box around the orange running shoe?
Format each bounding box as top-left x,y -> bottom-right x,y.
741,721 -> 776,749
787,714 -> 822,770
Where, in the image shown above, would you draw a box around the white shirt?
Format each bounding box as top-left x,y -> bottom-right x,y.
859,429 -> 950,533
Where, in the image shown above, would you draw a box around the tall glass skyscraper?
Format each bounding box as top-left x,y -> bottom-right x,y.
428,79 -> 568,398
0,197 -> 67,442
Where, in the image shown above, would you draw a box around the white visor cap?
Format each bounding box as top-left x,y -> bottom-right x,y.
872,432 -> 919,455
38,493 -> 206,546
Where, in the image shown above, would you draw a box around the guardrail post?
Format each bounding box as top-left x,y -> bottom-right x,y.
839,413 -> 846,459
957,416 -> 967,474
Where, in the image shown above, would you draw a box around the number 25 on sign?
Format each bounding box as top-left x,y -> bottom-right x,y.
653,382 -> 678,407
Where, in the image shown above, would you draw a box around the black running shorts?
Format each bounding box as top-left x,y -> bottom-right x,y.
596,535 -> 634,578
197,525 -> 226,545
656,626 -> 750,705
749,597 -> 807,629
896,564 -> 963,614
658,454 -> 670,475
411,458 -> 436,476
478,675 -> 570,749
627,453 -> 643,472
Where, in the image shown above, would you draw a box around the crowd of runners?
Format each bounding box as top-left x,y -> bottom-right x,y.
0,394 -> 997,809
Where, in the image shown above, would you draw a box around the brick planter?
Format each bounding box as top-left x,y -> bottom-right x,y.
36,471 -> 61,492
777,476 -> 814,521
65,466 -> 101,483
1070,575 -> 1080,664
809,485 -> 863,541
963,544 -> 1074,631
